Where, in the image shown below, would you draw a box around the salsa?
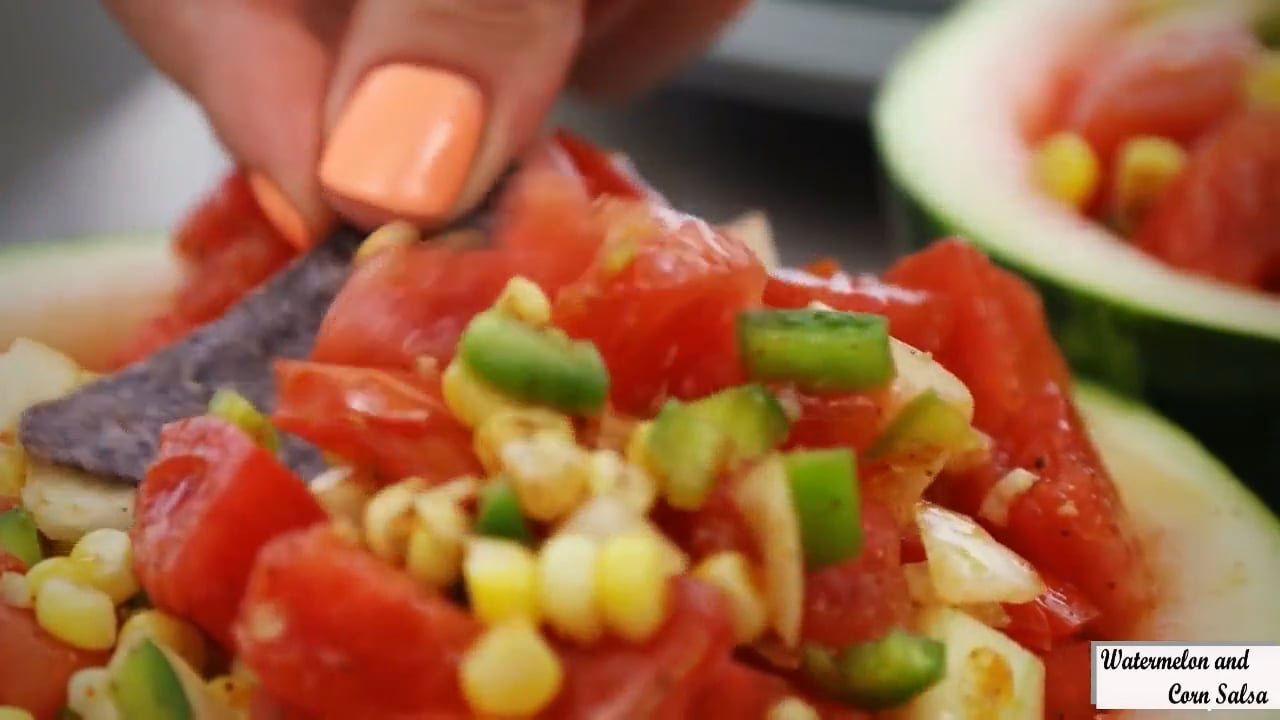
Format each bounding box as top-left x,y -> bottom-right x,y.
0,132 -> 1154,719
1032,8 -> 1280,293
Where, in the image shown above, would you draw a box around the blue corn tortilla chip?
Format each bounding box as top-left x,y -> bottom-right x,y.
17,227 -> 363,483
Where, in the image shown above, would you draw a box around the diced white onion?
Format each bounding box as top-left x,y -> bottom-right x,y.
731,456 -> 803,647
723,211 -> 779,270
903,561 -> 1011,629
915,502 -> 1045,605
979,468 -> 1040,526
21,460 -> 135,543
885,338 -> 974,423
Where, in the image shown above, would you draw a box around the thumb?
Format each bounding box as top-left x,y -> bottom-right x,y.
318,0 -> 585,230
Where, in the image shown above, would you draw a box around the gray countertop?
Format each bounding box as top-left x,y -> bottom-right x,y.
0,1 -> 898,273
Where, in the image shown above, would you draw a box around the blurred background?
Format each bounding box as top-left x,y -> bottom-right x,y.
0,0 -> 941,271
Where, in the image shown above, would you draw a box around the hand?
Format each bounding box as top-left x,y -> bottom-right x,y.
103,0 -> 749,245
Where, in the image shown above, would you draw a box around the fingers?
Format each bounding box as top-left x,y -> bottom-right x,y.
318,0 -> 587,229
102,0 -> 348,247
573,0 -> 750,102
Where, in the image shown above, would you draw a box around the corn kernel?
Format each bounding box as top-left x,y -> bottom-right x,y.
442,358 -> 526,429
460,620 -> 564,717
538,534 -> 602,645
404,494 -> 469,588
501,432 -> 590,522
26,556 -> 97,598
624,421 -> 656,474
494,276 -> 552,326
465,537 -> 540,625
0,441 -> 25,498
35,578 -> 116,650
585,449 -> 657,515
310,466 -> 374,525
0,572 -> 31,609
597,532 -> 671,643
69,528 -> 140,604
117,610 -> 207,673
208,387 -> 279,451
1112,135 -> 1186,233
0,708 -> 35,720
475,407 -> 576,475
355,220 -> 419,265
694,552 -> 769,644
768,697 -> 820,720
207,674 -> 256,710
1246,52 -> 1280,110
363,478 -> 430,563
1033,132 -> 1100,209
66,667 -> 119,720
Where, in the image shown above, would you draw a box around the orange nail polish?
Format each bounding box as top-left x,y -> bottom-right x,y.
319,64 -> 485,224
247,173 -> 328,249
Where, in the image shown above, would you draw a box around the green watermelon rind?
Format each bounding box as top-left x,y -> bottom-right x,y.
872,0 -> 1280,490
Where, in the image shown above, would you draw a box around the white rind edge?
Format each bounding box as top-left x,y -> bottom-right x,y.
874,0 -> 1280,342
0,234 -> 181,369
1076,382 -> 1280,719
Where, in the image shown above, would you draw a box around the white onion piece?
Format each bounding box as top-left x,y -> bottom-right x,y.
915,502 -> 1045,605
979,468 -> 1041,526
885,338 -> 975,423
731,456 -> 803,647
904,561 -> 1013,629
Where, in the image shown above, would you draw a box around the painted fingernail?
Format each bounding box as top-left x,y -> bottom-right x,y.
319,64 -> 485,224
247,172 -> 330,249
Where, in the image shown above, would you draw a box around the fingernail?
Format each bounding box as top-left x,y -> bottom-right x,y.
320,64 -> 485,224
247,172 -> 331,249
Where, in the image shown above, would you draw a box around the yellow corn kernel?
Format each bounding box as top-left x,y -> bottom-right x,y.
0,441 -> 25,498
474,407 -> 576,475
404,494 -> 469,588
207,674 -> 256,710
35,578 -> 117,651
465,537 -> 540,625
1032,132 -> 1100,209
460,620 -> 564,717
597,532 -> 671,643
208,388 -> 279,451
501,432 -> 590,522
0,572 -> 31,609
584,449 -> 657,515
66,667 -> 119,720
1245,52 -> 1280,110
117,610 -> 207,673
624,421 -> 656,474
0,708 -> 35,720
363,478 -> 429,563
310,466 -> 374,525
442,358 -> 526,429
694,552 -> 769,644
1112,135 -> 1186,232
494,276 -> 552,326
26,556 -> 97,598
355,220 -> 419,265
768,697 -> 820,720
538,534 -> 602,645
69,528 -> 140,605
